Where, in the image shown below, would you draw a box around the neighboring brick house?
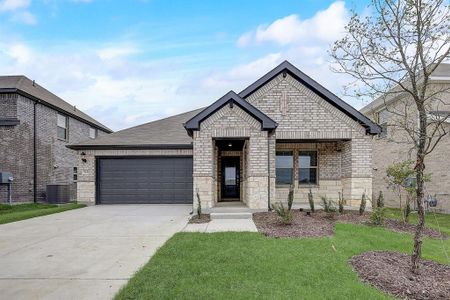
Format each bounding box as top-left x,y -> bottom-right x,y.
70,61 -> 380,209
0,76 -> 112,203
360,63 -> 450,213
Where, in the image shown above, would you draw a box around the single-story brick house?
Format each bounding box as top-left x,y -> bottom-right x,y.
69,61 -> 381,209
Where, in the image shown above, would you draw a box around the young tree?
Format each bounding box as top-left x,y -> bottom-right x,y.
330,0 -> 450,272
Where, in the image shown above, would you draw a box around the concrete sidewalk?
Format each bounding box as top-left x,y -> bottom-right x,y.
183,219 -> 258,233
0,205 -> 191,300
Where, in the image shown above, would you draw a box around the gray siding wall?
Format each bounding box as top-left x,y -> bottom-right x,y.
0,93 -> 109,203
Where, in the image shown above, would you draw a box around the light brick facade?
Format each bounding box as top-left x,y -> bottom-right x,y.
192,73 -> 374,209
73,62 -> 376,208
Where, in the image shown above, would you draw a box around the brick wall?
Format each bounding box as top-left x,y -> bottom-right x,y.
365,83 -> 450,212
192,73 -> 373,209
0,93 -> 109,203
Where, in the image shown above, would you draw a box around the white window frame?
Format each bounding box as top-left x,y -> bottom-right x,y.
57,113 -> 69,141
89,127 -> 97,139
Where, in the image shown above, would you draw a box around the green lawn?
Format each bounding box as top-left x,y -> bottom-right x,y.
115,222 -> 450,300
0,203 -> 86,224
385,208 -> 450,235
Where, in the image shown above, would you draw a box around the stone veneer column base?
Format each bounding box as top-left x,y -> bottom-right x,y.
77,181 -> 96,205
246,176 -> 269,209
342,178 -> 372,206
193,176 -> 215,209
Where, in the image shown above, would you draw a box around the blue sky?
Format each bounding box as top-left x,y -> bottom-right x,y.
0,0 -> 370,130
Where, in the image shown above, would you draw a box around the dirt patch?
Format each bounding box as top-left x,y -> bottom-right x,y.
253,211 -> 334,238
350,251 -> 450,299
188,214 -> 210,224
253,210 -> 447,239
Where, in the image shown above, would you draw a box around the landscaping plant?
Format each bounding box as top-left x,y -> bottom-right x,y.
196,190 -> 202,216
376,191 -> 384,208
287,184 -> 294,211
308,188 -> 315,212
271,202 -> 293,225
338,190 -> 345,214
370,207 -> 386,226
359,193 -> 366,216
321,196 -> 336,213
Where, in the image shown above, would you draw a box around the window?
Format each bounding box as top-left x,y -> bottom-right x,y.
298,151 -> 317,185
57,113 -> 68,140
73,167 -> 78,181
276,151 -> 293,185
89,127 -> 97,139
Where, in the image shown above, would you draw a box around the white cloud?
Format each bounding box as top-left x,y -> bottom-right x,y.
0,0 -> 36,25
10,10 -> 36,24
0,0 -> 30,12
97,45 -> 140,60
238,1 -> 348,47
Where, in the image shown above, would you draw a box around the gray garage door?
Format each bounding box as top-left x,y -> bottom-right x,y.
97,157 -> 193,204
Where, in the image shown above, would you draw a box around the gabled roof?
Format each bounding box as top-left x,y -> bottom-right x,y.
184,91 -> 277,135
239,61 -> 381,135
68,108 -> 203,150
0,75 -> 112,133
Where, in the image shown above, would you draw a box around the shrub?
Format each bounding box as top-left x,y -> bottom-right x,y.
271,202 -> 293,225
359,192 -> 367,216
321,196 -> 336,213
287,185 -> 294,211
338,190 -> 345,214
196,190 -> 202,216
370,207 -> 385,225
308,188 -> 315,212
376,191 -> 384,208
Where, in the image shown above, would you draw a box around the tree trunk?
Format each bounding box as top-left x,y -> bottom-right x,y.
411,107 -> 427,273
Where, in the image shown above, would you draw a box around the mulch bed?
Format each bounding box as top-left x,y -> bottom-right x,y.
253,210 -> 447,239
350,251 -> 450,300
253,211 -> 334,238
188,214 -> 210,224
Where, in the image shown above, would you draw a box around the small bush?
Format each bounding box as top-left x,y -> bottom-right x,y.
404,198 -> 411,223
338,190 -> 345,214
308,188 -> 315,212
271,202 -> 294,225
287,185 -> 294,211
196,190 -> 202,216
359,193 -> 367,216
370,207 -> 385,225
376,191 -> 384,208
321,196 -> 336,213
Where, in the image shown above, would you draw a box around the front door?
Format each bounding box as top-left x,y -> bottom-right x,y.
221,157 -> 240,200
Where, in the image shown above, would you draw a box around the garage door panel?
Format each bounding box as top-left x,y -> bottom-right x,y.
97,157 -> 193,204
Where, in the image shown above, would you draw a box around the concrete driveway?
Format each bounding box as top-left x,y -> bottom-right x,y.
0,205 -> 191,300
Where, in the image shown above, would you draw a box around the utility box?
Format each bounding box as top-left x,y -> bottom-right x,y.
46,184 -> 71,204
0,172 -> 13,184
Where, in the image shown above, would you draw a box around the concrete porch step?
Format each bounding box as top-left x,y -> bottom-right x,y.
210,212 -> 253,220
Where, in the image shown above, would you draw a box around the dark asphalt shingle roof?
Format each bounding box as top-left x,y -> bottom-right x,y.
68,108 -> 203,149
0,75 -> 112,133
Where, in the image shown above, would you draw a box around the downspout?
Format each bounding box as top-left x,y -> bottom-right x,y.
33,101 -> 38,203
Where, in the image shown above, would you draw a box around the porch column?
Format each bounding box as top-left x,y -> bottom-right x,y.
192,131 -> 216,209
341,137 -> 373,206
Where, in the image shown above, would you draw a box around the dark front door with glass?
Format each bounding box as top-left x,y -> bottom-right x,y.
221,157 -> 240,200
